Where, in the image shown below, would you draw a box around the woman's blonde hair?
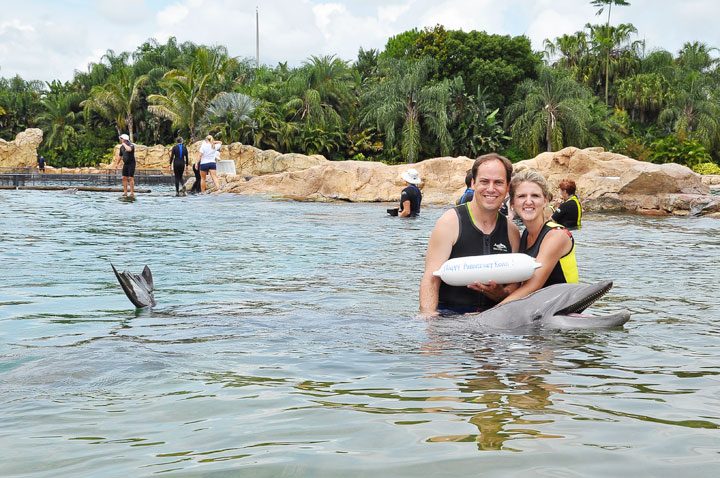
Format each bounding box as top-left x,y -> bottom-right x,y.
205,135 -> 214,142
509,169 -> 551,200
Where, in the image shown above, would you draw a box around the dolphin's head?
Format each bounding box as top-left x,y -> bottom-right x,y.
472,280 -> 630,329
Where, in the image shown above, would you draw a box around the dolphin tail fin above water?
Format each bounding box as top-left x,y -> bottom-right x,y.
111,263 -> 156,308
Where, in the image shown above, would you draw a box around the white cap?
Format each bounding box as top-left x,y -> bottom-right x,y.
119,134 -> 130,141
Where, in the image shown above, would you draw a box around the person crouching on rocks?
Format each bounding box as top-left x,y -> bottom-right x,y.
399,168 -> 422,217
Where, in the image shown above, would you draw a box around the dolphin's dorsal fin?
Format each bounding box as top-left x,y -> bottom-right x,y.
141,265 -> 154,290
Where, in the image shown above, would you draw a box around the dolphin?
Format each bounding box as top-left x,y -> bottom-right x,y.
467,280 -> 630,329
111,264 -> 156,308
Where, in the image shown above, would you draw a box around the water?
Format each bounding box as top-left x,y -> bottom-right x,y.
1,189 -> 719,477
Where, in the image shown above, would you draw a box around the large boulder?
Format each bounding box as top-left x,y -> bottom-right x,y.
514,147 -> 719,217
222,157 -> 474,203
0,129 -> 43,168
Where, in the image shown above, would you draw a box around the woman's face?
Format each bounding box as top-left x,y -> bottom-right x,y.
512,181 -> 547,223
560,189 -> 570,201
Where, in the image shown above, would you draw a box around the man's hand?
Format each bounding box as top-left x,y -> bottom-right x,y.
467,280 -> 507,303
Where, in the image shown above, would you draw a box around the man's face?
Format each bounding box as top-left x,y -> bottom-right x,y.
472,160 -> 509,212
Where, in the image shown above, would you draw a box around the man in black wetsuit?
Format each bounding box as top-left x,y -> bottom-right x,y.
398,168 -> 422,217
114,134 -> 136,197
419,153 -> 521,316
169,137 -> 189,196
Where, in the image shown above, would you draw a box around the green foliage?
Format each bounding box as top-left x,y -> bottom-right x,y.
614,136 -> 652,161
390,25 -> 541,110
691,162 -> 720,174
361,57 -> 451,163
505,67 -> 598,155
202,92 -> 258,143
648,134 -> 711,166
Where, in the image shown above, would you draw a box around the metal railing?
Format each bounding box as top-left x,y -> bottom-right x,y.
0,167 -> 173,187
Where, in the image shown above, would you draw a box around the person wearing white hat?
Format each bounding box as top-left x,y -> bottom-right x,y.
398,168 -> 422,217
113,133 -> 136,197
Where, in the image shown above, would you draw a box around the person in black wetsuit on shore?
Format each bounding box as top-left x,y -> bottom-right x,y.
169,137 -> 189,196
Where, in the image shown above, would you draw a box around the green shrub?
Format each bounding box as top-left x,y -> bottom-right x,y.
648,135 -> 711,166
614,136 -> 652,162
692,162 -> 720,175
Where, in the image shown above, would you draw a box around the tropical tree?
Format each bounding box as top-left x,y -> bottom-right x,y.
201,92 -> 258,143
283,55 -> 357,129
585,22 -> 642,105
36,81 -> 84,151
362,57 -> 451,163
82,67 -> 148,141
657,71 -> 720,152
590,0 -> 632,104
505,67 -> 597,155
147,46 -> 240,141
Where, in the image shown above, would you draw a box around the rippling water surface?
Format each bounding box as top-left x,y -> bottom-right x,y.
1,189 -> 719,477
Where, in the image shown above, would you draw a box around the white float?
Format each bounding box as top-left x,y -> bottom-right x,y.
433,253 -> 541,286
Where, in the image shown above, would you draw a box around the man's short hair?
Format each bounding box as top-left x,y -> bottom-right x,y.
464,169 -> 473,188
471,153 -> 513,184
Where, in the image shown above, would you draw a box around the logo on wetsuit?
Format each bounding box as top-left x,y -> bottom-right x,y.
493,243 -> 508,252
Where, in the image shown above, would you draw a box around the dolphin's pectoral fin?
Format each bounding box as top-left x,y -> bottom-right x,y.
112,263 -> 156,309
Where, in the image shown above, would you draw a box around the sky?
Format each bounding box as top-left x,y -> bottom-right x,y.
1,0 -> 719,82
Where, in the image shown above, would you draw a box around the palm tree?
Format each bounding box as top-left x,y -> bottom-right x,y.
505,67 -> 596,155
283,55 -> 357,130
36,83 -> 83,150
201,92 -> 258,143
658,71 -> 720,152
82,67 -> 148,141
590,0 -> 632,104
615,73 -> 667,123
362,57 -> 451,163
586,22 -> 641,105
148,47 -> 239,140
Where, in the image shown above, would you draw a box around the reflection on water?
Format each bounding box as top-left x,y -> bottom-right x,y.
1,189 -> 719,477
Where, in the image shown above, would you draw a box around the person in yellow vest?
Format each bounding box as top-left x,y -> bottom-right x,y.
552,178 -> 582,230
476,169 -> 578,305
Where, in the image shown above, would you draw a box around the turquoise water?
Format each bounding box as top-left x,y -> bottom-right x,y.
1,189 -> 719,477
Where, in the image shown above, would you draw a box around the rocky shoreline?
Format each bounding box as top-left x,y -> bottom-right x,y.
2,129 -> 718,217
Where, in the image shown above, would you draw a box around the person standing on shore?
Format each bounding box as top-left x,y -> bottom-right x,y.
113,134 -> 136,197
37,154 -> 46,173
198,135 -> 222,193
169,137 -> 189,196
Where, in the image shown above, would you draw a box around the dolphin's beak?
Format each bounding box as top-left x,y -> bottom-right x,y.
555,281 -> 613,315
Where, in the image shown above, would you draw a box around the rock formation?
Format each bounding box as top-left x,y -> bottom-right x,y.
221,156 -> 474,204
106,142 -> 327,175
219,147 -> 720,218
0,129 -> 43,168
